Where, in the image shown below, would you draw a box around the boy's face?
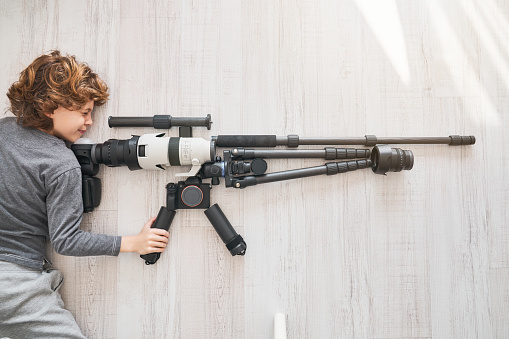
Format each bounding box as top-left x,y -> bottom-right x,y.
46,100 -> 94,143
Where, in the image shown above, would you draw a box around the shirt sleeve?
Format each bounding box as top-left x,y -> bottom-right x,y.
46,168 -> 121,257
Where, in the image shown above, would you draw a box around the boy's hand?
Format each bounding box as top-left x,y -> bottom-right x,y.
120,217 -> 170,254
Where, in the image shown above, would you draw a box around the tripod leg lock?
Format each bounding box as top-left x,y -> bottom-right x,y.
325,147 -> 371,160
365,135 -> 377,146
325,159 -> 372,175
287,134 -> 299,147
449,135 -> 476,145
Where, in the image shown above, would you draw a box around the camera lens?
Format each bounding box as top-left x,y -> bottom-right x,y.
92,136 -> 141,171
371,145 -> 414,174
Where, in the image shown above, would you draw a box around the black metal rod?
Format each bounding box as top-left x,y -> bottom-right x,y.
215,135 -> 476,147
230,148 -> 370,160
273,135 -> 476,146
255,167 -> 327,184
296,137 -> 455,145
231,159 -> 372,188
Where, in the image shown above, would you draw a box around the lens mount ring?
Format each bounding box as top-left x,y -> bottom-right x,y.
109,140 -> 119,167
394,147 -> 403,172
99,140 -> 114,167
90,144 -> 99,164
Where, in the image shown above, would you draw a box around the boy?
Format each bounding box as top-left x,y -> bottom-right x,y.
0,51 -> 170,338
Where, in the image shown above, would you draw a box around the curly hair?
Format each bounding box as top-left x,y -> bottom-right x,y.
6,50 -> 109,131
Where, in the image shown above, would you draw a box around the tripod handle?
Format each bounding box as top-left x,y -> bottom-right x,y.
140,206 -> 176,265
109,114 -> 212,130
215,135 -> 278,147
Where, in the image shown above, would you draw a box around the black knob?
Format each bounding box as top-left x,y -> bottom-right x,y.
250,159 -> 267,175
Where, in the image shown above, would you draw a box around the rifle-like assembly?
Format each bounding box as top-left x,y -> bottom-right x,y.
71,114 -> 475,264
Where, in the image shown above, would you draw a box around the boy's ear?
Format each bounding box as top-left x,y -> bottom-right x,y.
43,110 -> 54,118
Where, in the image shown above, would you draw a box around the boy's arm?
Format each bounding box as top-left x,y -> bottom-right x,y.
47,168 -> 169,256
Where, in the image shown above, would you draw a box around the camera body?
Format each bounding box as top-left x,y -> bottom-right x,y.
166,177 -> 211,210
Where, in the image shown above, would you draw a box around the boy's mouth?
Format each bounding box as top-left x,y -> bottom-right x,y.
78,130 -> 86,135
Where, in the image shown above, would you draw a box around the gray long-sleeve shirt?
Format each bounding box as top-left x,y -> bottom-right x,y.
0,117 -> 120,270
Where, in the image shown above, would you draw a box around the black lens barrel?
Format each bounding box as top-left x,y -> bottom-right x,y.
92,136 -> 141,171
371,145 -> 413,174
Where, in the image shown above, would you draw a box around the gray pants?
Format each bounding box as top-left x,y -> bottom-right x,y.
0,260 -> 86,339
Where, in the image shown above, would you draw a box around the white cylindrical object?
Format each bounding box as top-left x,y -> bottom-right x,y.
137,133 -> 170,170
178,137 -> 212,166
136,135 -> 213,173
274,313 -> 287,339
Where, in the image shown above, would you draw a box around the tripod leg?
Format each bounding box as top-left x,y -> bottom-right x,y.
140,206 -> 176,265
230,159 -> 372,188
204,204 -> 246,256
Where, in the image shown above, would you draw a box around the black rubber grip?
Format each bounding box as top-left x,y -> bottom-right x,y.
449,135 -> 476,145
204,204 -> 236,243
108,117 -> 154,128
151,207 -> 176,230
215,135 -> 277,147
140,207 -> 176,265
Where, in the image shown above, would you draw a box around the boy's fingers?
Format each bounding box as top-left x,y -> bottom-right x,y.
151,228 -> 170,238
147,247 -> 165,253
150,234 -> 169,244
149,240 -> 167,248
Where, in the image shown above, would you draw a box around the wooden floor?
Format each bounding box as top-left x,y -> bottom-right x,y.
1,0 -> 508,338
